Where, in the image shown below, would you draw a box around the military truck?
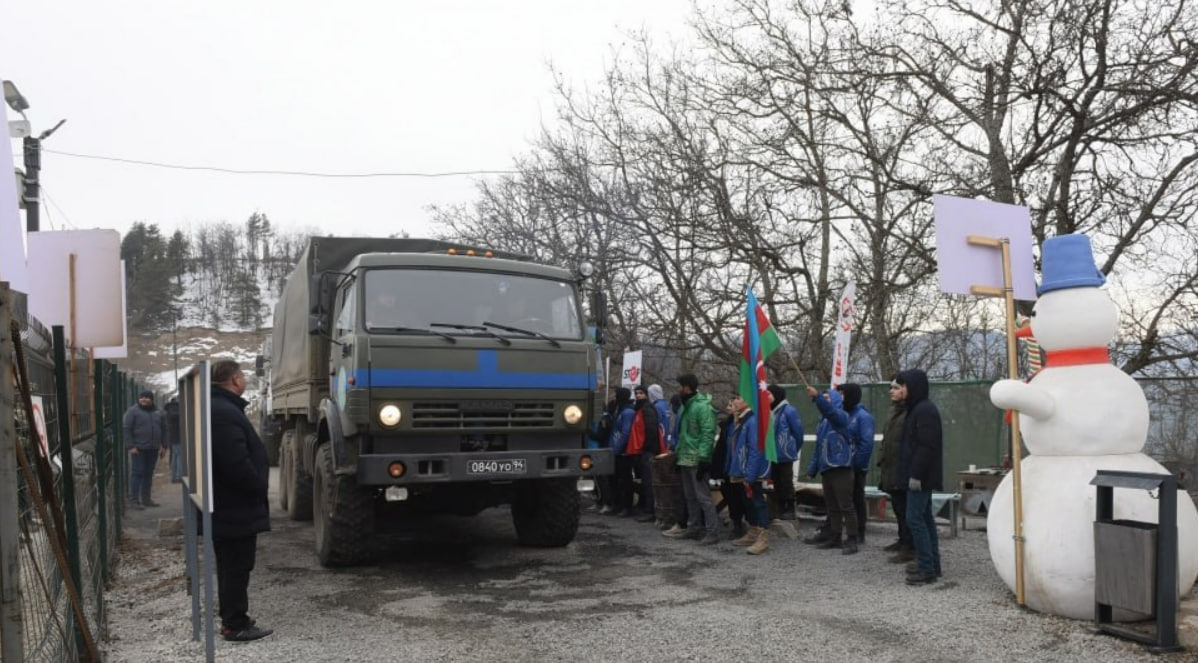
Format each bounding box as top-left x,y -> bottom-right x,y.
267,237 -> 611,566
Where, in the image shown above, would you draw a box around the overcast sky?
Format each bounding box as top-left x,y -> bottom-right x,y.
2,1 -> 694,240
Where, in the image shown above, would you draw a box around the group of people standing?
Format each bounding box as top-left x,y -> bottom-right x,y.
590,368 -> 944,585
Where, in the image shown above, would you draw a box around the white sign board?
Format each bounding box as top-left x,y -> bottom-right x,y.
94,262 -> 129,359
933,195 -> 1037,301
620,350 -> 643,388
26,229 -> 125,347
0,92 -> 29,293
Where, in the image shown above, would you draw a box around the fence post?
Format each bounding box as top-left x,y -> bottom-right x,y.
111,368 -> 123,538
51,326 -> 85,656
0,283 -> 25,662
94,359 -> 109,582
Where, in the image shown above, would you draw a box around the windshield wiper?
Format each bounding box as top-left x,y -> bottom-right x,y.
366,325 -> 457,344
482,321 -> 561,348
429,322 -> 512,346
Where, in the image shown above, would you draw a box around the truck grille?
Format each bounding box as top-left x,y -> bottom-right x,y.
410,402 -> 556,429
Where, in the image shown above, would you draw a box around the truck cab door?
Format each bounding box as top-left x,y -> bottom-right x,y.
330,279 -> 357,409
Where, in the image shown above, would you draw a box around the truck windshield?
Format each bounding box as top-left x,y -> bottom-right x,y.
363,269 -> 583,340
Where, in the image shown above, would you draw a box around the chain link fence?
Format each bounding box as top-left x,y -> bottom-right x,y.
3,287 -> 142,663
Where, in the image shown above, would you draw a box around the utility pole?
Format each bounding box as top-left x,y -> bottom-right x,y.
3,79 -> 65,232
21,120 -> 66,233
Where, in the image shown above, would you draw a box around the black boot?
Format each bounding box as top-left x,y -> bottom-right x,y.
815,535 -> 843,549
841,537 -> 859,555
730,520 -> 746,539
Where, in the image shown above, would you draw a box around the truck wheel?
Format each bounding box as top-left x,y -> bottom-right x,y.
313,443 -> 374,567
284,434 -> 314,521
512,478 -> 580,547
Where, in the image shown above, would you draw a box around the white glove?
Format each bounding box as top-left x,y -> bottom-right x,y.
908,478 -> 922,491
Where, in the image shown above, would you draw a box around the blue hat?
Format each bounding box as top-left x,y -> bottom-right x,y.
1038,234 -> 1105,295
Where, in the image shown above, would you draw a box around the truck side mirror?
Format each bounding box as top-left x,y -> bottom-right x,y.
254,355 -> 265,377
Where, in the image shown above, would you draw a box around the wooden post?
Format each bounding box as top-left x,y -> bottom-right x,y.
967,234 -> 1026,607
0,283 -> 25,661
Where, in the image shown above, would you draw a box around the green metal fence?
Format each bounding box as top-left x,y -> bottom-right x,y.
3,287 -> 144,663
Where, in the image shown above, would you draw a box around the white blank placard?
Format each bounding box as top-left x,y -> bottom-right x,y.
27,229 -> 124,347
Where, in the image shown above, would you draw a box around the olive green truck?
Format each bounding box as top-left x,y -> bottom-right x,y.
266,237 -> 611,566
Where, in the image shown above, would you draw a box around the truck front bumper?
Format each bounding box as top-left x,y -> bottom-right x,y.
357,448 -> 613,486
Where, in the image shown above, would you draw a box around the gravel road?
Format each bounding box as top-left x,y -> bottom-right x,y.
102,469 -> 1197,662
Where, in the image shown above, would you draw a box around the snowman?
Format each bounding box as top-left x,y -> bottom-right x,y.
988,233 -> 1198,620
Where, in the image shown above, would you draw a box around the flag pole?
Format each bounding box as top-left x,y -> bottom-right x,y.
785,353 -> 813,390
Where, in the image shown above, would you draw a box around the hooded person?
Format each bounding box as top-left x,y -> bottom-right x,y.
835,383 -> 875,545
896,369 -> 943,585
123,390 -> 168,508
766,384 -> 804,522
802,385 -> 862,554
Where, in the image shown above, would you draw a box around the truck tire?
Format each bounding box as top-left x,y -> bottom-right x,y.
313,443 -> 374,567
283,433 -> 314,521
512,478 -> 580,547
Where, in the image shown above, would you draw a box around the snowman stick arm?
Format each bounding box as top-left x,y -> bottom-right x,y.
989,379 -> 1054,420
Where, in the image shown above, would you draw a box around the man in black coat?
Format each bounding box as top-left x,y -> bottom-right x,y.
896,368 -> 943,585
209,359 -> 273,642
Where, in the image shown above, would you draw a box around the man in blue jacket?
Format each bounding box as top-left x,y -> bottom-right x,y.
804,386 -> 867,555
766,384 -> 803,522
837,383 -> 875,544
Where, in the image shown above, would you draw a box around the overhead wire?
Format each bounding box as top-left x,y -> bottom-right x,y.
42,148 -> 519,179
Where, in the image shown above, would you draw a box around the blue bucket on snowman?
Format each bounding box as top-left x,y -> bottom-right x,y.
1038,234 -> 1105,295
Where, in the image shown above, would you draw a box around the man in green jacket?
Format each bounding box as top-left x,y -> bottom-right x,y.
662,373 -> 720,544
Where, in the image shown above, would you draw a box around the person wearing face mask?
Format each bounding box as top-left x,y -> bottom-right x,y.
803,385 -> 864,554
836,383 -> 875,545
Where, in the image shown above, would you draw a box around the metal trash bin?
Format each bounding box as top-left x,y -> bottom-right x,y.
1090,470 -> 1182,653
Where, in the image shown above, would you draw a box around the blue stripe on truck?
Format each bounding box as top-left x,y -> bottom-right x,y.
359,350 -> 591,389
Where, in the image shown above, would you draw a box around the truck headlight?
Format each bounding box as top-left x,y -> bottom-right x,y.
563,404 -> 583,425
378,404 -> 402,427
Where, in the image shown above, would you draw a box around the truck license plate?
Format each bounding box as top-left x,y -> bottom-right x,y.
467,458 -> 527,475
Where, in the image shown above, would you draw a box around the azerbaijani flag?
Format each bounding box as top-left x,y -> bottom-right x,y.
739,287 -> 782,461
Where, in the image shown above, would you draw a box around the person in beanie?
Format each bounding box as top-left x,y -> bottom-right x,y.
766,384 -> 803,522
209,359 -> 273,642
837,383 -> 875,544
877,376 -> 913,561
662,373 -> 719,544
628,385 -> 664,522
123,390 -> 167,508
